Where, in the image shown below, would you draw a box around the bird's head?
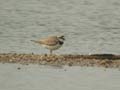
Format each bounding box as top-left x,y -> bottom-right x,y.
57,35 -> 65,41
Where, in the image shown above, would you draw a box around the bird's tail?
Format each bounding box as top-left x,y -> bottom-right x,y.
31,40 -> 41,44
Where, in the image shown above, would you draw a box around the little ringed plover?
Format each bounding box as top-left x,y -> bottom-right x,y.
31,35 -> 65,54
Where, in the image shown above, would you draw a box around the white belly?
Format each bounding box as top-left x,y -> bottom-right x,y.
42,44 -> 62,50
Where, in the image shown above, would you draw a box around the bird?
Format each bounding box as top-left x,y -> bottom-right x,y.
31,35 -> 65,54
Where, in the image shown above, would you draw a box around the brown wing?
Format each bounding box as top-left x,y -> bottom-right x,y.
40,36 -> 59,46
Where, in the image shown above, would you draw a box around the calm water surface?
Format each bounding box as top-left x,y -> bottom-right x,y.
0,0 -> 120,54
0,63 -> 120,90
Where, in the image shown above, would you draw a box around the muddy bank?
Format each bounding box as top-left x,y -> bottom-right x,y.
0,53 -> 120,68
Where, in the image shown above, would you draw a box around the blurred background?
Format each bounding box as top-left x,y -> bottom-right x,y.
0,0 -> 120,54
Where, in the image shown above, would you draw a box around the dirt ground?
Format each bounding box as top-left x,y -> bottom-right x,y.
0,53 -> 120,68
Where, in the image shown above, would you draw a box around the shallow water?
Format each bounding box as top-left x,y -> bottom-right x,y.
0,63 -> 120,90
0,0 -> 120,54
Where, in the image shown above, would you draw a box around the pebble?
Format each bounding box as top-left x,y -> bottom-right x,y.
17,67 -> 21,70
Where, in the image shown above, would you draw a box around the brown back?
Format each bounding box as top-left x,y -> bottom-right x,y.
39,36 -> 59,46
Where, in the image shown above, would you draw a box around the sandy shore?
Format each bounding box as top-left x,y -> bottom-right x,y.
0,53 -> 120,68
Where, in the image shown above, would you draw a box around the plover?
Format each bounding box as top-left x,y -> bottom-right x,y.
31,35 -> 65,54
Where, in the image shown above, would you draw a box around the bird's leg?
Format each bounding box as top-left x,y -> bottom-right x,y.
50,50 -> 53,55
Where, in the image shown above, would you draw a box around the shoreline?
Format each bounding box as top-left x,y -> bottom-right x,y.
0,53 -> 120,68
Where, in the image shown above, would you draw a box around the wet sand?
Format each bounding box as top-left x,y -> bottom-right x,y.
0,63 -> 120,90
0,53 -> 120,68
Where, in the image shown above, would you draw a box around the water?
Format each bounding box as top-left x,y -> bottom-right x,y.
0,63 -> 120,90
0,0 -> 120,54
